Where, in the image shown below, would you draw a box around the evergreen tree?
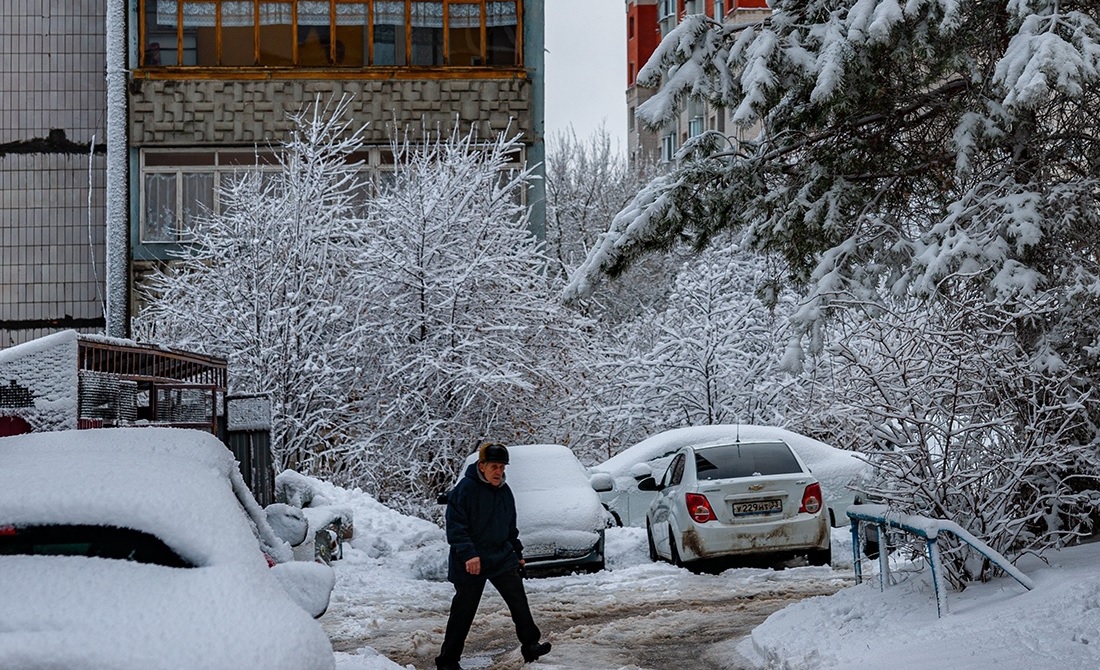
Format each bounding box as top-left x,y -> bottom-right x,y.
564,1 -> 1100,582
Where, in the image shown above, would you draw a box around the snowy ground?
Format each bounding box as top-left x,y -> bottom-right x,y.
309,476 -> 1100,670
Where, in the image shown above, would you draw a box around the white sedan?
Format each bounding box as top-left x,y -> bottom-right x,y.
590,425 -> 869,528
645,438 -> 831,568
0,427 -> 335,670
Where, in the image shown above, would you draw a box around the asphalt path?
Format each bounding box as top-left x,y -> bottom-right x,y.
327,556 -> 851,670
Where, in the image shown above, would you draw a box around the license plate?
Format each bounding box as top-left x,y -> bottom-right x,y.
732,499 -> 782,516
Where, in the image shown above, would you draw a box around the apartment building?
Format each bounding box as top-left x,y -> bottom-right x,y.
625,0 -> 769,167
1,0 -> 546,348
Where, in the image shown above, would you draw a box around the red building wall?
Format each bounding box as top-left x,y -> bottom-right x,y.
627,3 -> 660,87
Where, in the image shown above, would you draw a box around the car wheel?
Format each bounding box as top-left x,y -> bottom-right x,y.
668,526 -> 684,568
808,546 -> 832,567
646,522 -> 658,562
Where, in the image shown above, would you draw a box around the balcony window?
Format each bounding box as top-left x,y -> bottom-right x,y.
142,0 -> 520,69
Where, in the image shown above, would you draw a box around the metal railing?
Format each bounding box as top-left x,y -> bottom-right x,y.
847,504 -> 1034,618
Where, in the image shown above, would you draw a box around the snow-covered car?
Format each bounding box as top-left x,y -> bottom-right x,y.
590,425 -> 869,529
644,439 -> 831,568
275,469 -> 355,564
0,427 -> 336,670
452,444 -> 608,575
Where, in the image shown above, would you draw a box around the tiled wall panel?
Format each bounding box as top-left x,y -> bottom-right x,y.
0,1 -> 108,348
131,78 -> 533,146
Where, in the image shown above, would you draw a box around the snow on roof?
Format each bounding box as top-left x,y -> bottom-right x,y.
595,425 -> 867,482
0,329 -> 78,364
0,427 -> 275,567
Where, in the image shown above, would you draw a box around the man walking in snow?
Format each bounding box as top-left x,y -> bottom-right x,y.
435,443 -> 551,669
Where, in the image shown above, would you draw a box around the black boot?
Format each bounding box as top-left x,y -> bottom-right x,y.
436,662 -> 463,670
521,641 -> 551,663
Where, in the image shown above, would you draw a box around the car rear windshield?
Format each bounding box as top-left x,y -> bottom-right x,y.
694,442 -> 803,480
0,524 -> 193,568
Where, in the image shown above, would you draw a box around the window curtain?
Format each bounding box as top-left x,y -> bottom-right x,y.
372,1 -> 406,26
486,2 -> 516,28
157,0 -> 515,28
448,3 -> 479,29
156,1 -> 328,26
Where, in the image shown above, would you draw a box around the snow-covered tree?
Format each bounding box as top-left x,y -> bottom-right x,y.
822,294 -> 1100,586
133,97 -> 371,470
333,129 -> 590,507
566,2 -> 1100,362
544,125 -> 678,326
574,242 -> 800,460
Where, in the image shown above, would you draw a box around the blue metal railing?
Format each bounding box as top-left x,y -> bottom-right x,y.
847,504 -> 1034,618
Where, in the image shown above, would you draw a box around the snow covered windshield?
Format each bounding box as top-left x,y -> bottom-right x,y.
694,442 -> 803,480
0,524 -> 193,568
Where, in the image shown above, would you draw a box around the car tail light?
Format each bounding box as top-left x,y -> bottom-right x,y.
800,483 -> 823,515
263,552 -> 277,568
0,525 -> 15,536
686,493 -> 717,523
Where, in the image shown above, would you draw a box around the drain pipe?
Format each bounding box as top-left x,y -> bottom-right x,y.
105,0 -> 130,338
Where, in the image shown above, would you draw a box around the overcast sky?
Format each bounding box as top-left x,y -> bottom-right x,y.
544,0 -> 628,151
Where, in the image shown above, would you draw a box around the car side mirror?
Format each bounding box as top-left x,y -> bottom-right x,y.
637,476 -> 660,492
630,462 -> 653,480
270,560 -> 335,619
589,472 -> 614,493
265,503 -> 309,548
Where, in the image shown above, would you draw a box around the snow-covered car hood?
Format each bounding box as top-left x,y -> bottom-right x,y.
0,555 -> 334,670
515,487 -> 603,558
459,444 -> 606,560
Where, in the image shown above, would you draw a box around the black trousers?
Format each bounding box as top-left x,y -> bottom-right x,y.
436,568 -> 541,666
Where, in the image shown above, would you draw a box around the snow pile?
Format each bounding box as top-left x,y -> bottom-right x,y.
741,542 -> 1100,669
279,471 -> 446,580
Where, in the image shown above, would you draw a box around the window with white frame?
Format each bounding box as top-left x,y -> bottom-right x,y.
141,150 -> 282,243
660,132 -> 677,163
140,144 -> 525,243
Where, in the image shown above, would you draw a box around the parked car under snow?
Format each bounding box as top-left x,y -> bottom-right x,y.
589,425 -> 869,529
448,444 -> 609,575
0,427 -> 336,670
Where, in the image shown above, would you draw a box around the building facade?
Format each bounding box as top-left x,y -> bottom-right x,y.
625,0 -> 769,167
1,0 -> 546,348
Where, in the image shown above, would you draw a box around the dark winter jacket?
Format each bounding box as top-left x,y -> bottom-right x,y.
444,462 -> 524,584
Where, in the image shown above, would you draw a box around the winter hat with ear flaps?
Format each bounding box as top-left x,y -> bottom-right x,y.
478,443 -> 509,465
